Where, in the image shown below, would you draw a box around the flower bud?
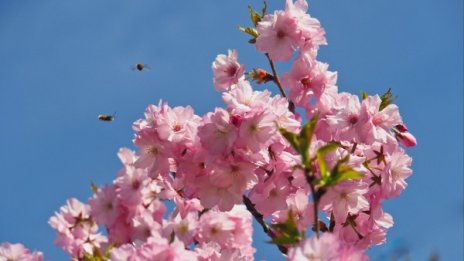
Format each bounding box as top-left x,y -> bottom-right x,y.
248,68 -> 274,84
396,131 -> 417,147
395,124 -> 408,132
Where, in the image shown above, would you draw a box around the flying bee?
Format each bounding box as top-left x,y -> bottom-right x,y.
132,63 -> 150,72
98,113 -> 116,122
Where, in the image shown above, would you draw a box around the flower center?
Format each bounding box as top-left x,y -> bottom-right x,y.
349,115 -> 358,124
226,65 -> 238,77
173,124 -> 182,132
300,76 -> 312,89
277,30 -> 286,39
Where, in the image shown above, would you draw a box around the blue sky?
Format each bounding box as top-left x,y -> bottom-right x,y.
0,0 -> 462,260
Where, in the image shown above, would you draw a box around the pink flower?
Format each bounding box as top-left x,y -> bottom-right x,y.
285,0 -> 327,52
212,49 -> 245,91
0,243 -> 43,261
256,10 -> 302,61
137,239 -> 198,261
222,79 -> 271,113
249,174 -> 291,217
226,205 -> 255,250
198,160 -> 257,211
282,54 -> 337,107
325,93 -> 365,143
360,95 -> 402,144
237,110 -> 277,152
273,189 -> 314,231
115,167 -> 149,207
198,108 -> 237,156
381,149 -> 413,198
320,182 -> 369,224
109,243 -> 136,261
287,233 -> 369,261
393,125 -> 417,147
165,212 -> 198,246
196,211 -> 236,247
89,185 -> 119,226
155,104 -> 200,145
133,129 -> 171,178
49,198 -> 107,258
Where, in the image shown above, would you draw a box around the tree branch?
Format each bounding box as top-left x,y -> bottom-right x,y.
265,54 -> 295,113
242,195 -> 288,254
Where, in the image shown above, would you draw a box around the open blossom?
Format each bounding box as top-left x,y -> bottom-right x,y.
284,0 -> 326,52
380,149 -> 413,198
237,109 -> 277,152
155,104 -> 200,146
197,160 -> 257,211
198,108 -> 237,156
0,243 -> 43,261
360,95 -> 402,144
287,233 -> 369,261
222,79 -> 271,113
89,185 -> 119,226
320,181 -> 369,224
48,198 -> 107,258
212,49 -> 245,91
282,54 -> 337,107
249,173 -> 291,217
325,93 -> 365,142
273,189 -> 314,231
196,210 -> 237,247
256,10 -> 302,61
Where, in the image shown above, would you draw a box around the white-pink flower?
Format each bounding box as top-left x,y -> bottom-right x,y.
212,49 -> 245,91
256,10 -> 302,61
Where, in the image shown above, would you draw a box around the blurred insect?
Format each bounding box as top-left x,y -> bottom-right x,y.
98,113 -> 116,122
132,63 -> 150,72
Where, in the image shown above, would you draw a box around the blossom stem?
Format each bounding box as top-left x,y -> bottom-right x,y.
305,170 -> 324,239
308,181 -> 320,238
242,195 -> 288,254
265,53 -> 296,113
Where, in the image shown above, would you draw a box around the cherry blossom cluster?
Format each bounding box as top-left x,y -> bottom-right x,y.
1,0 -> 416,260
0,243 -> 43,261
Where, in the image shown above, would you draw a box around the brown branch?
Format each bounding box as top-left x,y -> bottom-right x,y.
265,53 -> 296,113
242,195 -> 288,254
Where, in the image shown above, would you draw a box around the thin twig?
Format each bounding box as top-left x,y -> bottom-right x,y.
242,195 -> 288,254
265,53 -> 296,113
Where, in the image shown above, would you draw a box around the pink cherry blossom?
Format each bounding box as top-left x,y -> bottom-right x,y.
256,10 -> 302,61
282,54 -> 337,108
320,181 -> 369,224
198,108 -> 237,156
287,233 -> 369,261
0,243 -> 43,261
212,49 -> 246,91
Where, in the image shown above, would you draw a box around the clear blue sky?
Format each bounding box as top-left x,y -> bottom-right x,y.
0,1 -> 462,260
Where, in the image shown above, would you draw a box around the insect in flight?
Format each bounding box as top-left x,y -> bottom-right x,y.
132,63 -> 150,72
98,113 -> 116,122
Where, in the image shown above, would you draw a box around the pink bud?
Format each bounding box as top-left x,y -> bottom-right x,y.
395,124 -> 408,132
396,132 -> 417,147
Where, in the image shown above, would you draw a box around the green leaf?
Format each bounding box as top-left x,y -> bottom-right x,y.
325,164 -> 363,187
361,91 -> 368,100
379,88 -> 397,111
261,1 -> 268,17
104,244 -> 115,258
238,26 -> 259,38
270,210 -> 302,246
279,128 -> 300,152
299,114 -> 319,166
90,181 -> 99,193
247,2 -> 267,26
316,142 -> 340,179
